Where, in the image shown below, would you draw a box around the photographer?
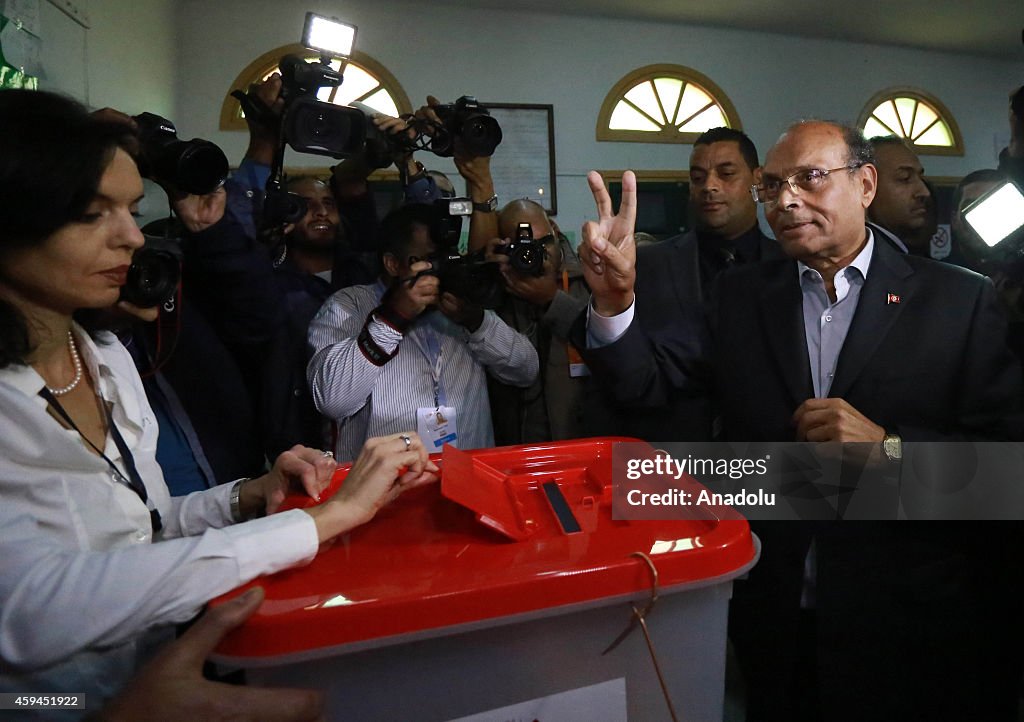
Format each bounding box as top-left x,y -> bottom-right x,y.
485,200 -> 591,443
261,175 -> 374,459
307,203 -> 539,461
0,89 -> 438,717
999,84 -> 1024,188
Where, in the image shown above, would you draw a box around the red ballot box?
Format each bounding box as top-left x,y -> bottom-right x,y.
212,438 -> 759,721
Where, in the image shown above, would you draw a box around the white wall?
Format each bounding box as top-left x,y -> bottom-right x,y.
85,0 -> 177,118
162,0 -> 1024,233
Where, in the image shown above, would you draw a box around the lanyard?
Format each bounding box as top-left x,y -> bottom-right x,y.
410,323 -> 447,407
39,387 -> 163,534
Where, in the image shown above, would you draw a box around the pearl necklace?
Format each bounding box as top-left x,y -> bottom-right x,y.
47,331 -> 83,397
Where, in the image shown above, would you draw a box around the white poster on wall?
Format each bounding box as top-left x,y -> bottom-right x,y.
444,678 -> 627,722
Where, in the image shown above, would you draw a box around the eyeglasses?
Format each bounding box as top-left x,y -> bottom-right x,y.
750,162 -> 866,205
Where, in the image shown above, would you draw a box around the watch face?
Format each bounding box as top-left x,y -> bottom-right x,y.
883,436 -> 902,460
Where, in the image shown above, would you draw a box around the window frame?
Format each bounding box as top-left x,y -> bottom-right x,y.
857,87 -> 964,157
596,64 -> 742,143
219,43 -> 412,131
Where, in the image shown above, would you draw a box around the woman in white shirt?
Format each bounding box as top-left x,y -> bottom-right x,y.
0,89 -> 436,716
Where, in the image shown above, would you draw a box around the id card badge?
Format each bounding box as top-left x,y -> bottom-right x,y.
417,406 -> 458,450
567,342 -> 590,378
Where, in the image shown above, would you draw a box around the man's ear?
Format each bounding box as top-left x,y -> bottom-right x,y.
752,166 -> 763,185
859,163 -> 878,209
382,252 -> 400,278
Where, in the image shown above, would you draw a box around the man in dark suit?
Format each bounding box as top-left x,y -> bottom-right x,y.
579,121 -> 1022,721
583,127 -> 781,440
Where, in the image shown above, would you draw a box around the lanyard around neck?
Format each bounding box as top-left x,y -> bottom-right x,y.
38,387 -> 163,534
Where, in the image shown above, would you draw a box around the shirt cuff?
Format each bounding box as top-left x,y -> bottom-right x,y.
367,317 -> 402,354
586,297 -> 636,347
220,509 -> 319,581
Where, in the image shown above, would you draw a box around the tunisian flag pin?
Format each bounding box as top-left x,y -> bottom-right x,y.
886,293 -> 901,304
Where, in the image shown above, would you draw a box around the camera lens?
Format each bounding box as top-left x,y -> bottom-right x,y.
511,244 -> 544,276
121,247 -> 180,307
459,115 -> 502,157
170,140 -> 229,195
285,98 -> 366,158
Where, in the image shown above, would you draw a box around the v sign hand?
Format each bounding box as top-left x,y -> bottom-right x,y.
578,170 -> 638,316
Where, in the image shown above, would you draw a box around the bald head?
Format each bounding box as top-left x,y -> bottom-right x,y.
499,199 -> 553,241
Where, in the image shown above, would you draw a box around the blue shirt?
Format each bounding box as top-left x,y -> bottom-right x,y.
798,230 -> 874,398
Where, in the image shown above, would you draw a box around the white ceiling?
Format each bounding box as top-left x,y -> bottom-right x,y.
450,0 -> 1024,60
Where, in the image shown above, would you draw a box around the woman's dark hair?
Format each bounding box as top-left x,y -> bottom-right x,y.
0,89 -> 137,367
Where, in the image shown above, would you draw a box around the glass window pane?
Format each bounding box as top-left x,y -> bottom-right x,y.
361,88 -> 399,117
653,78 -> 683,124
677,84 -> 713,126
915,121 -> 953,146
872,101 -> 903,138
332,65 -> 379,106
624,82 -> 663,124
679,105 -> 726,132
893,97 -> 917,136
909,103 -> 938,139
610,101 -> 661,131
864,117 -> 893,138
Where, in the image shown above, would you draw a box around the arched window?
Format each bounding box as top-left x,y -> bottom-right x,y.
597,64 -> 741,143
858,88 -> 963,156
220,43 -> 412,131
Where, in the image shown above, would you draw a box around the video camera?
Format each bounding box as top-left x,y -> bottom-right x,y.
229,13 -> 367,230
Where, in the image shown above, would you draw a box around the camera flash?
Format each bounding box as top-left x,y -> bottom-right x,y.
963,181 -> 1024,248
302,12 -> 356,57
448,199 -> 473,217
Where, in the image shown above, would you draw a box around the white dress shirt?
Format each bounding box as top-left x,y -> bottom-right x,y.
0,326 -> 319,717
307,282 -> 539,461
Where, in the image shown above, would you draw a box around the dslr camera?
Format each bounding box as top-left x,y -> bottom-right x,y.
499,222 -> 546,277
132,112 -> 229,195
415,198 -> 505,309
120,232 -> 182,309
358,95 -> 503,169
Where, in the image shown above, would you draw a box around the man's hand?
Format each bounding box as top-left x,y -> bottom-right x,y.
241,73 -> 284,164
439,291 -> 485,331
94,587 -> 324,722
172,186 -> 227,233
792,398 -> 886,443
578,171 -> 637,316
241,446 -> 338,519
387,260 -> 440,319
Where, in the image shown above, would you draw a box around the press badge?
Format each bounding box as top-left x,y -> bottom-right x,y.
417,406 -> 458,450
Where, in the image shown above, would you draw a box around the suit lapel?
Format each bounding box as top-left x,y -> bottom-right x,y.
759,263 -> 813,405
828,238 -> 914,398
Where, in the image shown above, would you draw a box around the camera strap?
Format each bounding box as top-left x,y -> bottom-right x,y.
38,387 -> 163,534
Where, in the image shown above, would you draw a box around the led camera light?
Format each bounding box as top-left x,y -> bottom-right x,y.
302,12 -> 356,57
963,181 -> 1024,248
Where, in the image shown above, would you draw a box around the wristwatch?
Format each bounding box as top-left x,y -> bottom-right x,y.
473,194 -> 498,213
881,433 -> 902,463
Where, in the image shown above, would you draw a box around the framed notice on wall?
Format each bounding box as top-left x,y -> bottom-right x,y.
479,103 -> 556,215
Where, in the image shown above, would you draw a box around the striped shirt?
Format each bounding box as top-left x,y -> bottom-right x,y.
307,281 -> 539,461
